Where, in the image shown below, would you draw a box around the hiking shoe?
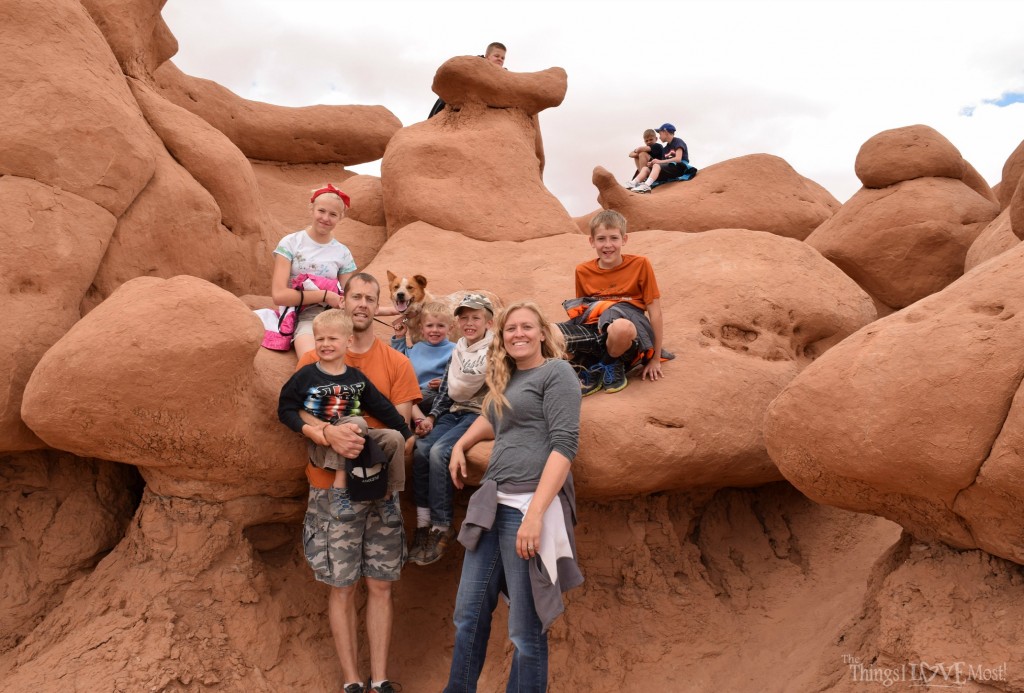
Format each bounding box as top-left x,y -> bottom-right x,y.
601,360 -> 628,394
329,488 -> 357,522
624,180 -> 637,189
578,365 -> 603,397
418,527 -> 455,566
367,681 -> 402,693
632,182 -> 652,194
342,684 -> 366,693
407,526 -> 429,564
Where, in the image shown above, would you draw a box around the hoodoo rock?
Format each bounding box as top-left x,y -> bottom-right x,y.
807,166 -> 998,312
593,154 -> 840,240
155,62 -> 402,166
765,241 -> 1024,563
382,59 -> 575,241
22,276 -> 304,502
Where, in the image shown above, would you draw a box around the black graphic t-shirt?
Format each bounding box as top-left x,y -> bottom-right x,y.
278,362 -> 412,437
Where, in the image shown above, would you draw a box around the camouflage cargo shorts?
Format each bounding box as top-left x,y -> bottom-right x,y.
302,486 -> 407,588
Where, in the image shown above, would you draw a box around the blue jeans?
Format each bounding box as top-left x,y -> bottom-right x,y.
444,504 -> 547,693
413,410 -> 478,526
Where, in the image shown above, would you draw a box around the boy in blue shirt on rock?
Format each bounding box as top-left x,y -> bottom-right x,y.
390,300 -> 456,415
407,294 -> 494,566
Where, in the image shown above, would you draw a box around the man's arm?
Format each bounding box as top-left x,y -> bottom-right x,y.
642,298 -> 664,381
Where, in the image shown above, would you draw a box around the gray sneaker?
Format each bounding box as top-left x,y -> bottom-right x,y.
418,526 -> 455,566
407,526 -> 430,565
633,182 -> 652,194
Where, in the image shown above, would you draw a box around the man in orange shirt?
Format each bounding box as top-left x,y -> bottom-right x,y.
558,209 -> 665,396
296,272 -> 420,693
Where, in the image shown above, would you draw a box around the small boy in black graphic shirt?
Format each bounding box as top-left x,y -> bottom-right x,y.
278,309 -> 412,491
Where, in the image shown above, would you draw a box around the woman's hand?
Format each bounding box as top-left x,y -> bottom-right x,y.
325,291 -> 342,309
449,445 -> 467,488
517,513 -> 543,560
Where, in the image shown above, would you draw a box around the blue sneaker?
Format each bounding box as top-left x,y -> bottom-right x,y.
578,365 -> 603,397
601,360 -> 628,394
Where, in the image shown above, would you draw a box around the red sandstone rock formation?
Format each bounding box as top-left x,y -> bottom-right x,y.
6,1 -> 1024,690
764,240 -> 1024,563
806,126 -> 999,313
364,223 -> 875,495
381,57 -> 575,241
155,63 -> 401,166
997,138 -> 1024,211
592,154 -> 840,240
965,208 -> 1019,272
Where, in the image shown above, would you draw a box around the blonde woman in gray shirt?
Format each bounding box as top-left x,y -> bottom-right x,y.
445,301 -> 583,693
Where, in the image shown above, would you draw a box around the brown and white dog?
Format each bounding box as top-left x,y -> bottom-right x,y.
386,270 -> 504,344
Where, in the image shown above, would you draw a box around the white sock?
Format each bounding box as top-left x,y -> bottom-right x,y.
371,681 -> 388,689
417,506 -> 430,527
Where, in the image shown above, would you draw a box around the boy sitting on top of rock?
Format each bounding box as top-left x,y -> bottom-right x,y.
627,128 -> 664,182
558,209 -> 665,395
427,42 -> 507,118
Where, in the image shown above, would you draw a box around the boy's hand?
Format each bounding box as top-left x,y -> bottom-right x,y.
392,316 -> 408,339
427,378 -> 441,390
415,416 -> 434,436
449,446 -> 468,489
304,423 -> 329,447
641,359 -> 664,381
324,422 -> 365,458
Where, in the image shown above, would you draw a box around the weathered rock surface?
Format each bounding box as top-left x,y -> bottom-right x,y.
998,138 -> 1024,210
22,276 -> 304,501
432,55 -> 567,115
0,178 -> 116,452
764,241 -> 1024,562
808,536 -> 1024,691
131,78 -> 270,240
79,0 -> 177,78
1012,173 -> 1024,241
964,207 -> 1019,272
0,0 -> 155,217
0,481 -> 903,692
0,490 -> 317,690
155,62 -> 402,165
382,107 -> 575,240
855,124 -> 966,189
593,154 -> 840,240
0,452 -> 139,652
367,224 -> 875,496
383,56 -> 572,241
806,177 -> 998,310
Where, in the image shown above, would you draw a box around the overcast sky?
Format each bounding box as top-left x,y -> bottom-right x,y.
163,0 -> 1024,216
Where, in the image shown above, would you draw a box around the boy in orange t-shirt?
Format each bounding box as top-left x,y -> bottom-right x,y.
559,209 -> 665,395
